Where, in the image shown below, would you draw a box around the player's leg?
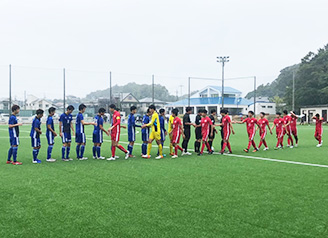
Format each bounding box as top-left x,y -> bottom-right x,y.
75,133 -> 81,159
66,142 -> 71,160
61,134 -> 67,160
128,141 -> 135,157
169,134 -> 174,155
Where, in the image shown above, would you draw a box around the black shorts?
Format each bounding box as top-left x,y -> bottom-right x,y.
195,128 -> 202,140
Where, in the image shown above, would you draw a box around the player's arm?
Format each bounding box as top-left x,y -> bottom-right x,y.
229,122 -> 235,135
271,123 -> 276,131
267,122 -> 273,134
59,120 -> 63,137
109,116 -> 121,131
180,124 -> 185,139
70,121 -> 75,134
234,119 -> 246,124
82,120 -> 97,126
99,123 -> 110,136
47,123 -> 57,136
8,123 -> 22,128
142,115 -> 155,128
35,127 -> 42,134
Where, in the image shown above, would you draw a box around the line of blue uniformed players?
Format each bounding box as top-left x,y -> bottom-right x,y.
7,104 -> 167,165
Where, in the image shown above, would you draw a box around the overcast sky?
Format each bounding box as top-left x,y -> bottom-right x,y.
1,0 -> 328,100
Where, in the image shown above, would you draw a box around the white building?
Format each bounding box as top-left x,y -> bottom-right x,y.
300,105 -> 328,123
25,94 -> 55,112
248,97 -> 276,115
139,97 -> 167,113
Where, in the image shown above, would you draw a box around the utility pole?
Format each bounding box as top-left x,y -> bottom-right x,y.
63,68 -> 66,112
179,85 -> 183,97
292,71 -> 295,111
217,56 -> 229,109
188,77 -> 191,107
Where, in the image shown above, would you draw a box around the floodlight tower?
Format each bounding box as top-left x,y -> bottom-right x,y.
217,56 -> 229,109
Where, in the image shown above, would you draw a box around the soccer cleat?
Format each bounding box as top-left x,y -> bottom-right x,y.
46,158 -> 56,162
142,155 -> 151,159
93,156 -> 97,159
290,146 -> 294,149
197,153 -> 203,156
128,155 -> 135,158
62,159 -> 69,162
317,144 -> 322,148
81,157 -> 88,160
243,149 -> 249,153
115,155 -> 119,159
106,157 -> 116,161
295,144 -> 298,147
12,161 -> 22,165
32,159 -> 41,164
98,156 -> 106,160
252,148 -> 259,153
169,153 -> 174,156
155,155 -> 163,159
68,158 -> 73,161
208,151 -> 213,155
171,155 -> 178,158
226,151 -> 232,154
263,147 -> 269,151
287,145 -> 290,147
6,160 -> 12,164
125,153 -> 129,160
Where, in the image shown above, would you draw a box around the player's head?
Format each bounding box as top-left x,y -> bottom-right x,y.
148,104 -> 156,113
315,113 -> 320,118
48,107 -> 56,116
211,109 -> 217,115
130,106 -> 137,114
248,111 -> 254,117
66,105 -> 74,113
220,109 -> 226,116
276,112 -> 281,118
283,110 -> 288,115
78,103 -> 87,113
172,108 -> 179,117
201,109 -> 207,117
98,107 -> 106,115
159,108 -> 165,115
260,112 -> 266,118
36,109 -> 44,118
197,109 -> 202,115
109,104 -> 116,113
116,108 -> 121,112
186,107 -> 192,114
146,108 -> 151,116
11,105 -> 20,114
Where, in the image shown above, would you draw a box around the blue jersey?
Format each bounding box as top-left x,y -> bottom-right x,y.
93,115 -> 104,134
159,115 -> 166,141
60,113 -> 73,133
30,116 -> 41,138
128,113 -> 140,133
141,115 -> 150,134
46,116 -> 54,135
8,115 -> 19,138
76,112 -> 84,134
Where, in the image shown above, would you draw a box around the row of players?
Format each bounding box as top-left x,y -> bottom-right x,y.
6,103 -> 324,165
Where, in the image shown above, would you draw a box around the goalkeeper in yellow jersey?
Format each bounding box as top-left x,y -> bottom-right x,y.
168,112 -> 174,155
141,105 -> 163,159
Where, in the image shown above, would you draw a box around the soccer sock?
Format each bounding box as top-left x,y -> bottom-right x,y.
93,146 -> 97,157
221,140 -> 224,150
276,139 -> 280,147
178,145 -> 183,151
36,148 -> 40,157
141,143 -> 146,155
128,145 -> 133,155
295,136 -> 298,144
208,140 -> 213,150
147,143 -> 152,156
111,146 -> 116,158
66,147 -> 70,159
7,147 -> 13,161
96,146 -> 101,158
247,141 -> 252,150
118,144 -> 127,153
33,149 -> 38,161
76,144 -> 81,158
196,141 -> 201,152
287,137 -> 290,146
206,141 -> 212,151
194,141 -> 198,152
319,136 -> 322,144
200,142 -> 206,154
62,146 -> 66,159
289,136 -> 294,145
263,140 -> 268,148
47,145 -> 53,159
227,142 -> 232,152
170,143 -> 173,154
251,140 -> 257,149
158,144 -> 163,156
174,145 -> 178,155
12,147 -> 18,162
280,138 -> 284,147
80,145 -> 85,158
258,141 -> 263,148
221,142 -> 227,152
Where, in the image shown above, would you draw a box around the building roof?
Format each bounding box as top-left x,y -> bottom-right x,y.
207,85 -> 242,94
139,97 -> 165,103
166,97 -> 252,107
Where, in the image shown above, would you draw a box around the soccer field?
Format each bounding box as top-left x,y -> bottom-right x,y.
1,123 -> 328,237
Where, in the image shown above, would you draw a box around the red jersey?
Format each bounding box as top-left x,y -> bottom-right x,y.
258,118 -> 269,132
112,110 -> 121,129
273,118 -> 283,132
201,116 -> 212,135
315,118 -> 323,131
172,117 -> 182,135
290,116 -> 297,129
283,115 -> 292,128
222,115 -> 231,133
242,117 -> 258,131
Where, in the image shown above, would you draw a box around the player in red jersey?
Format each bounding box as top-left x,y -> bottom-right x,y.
235,111 -> 260,153
313,113 -> 323,147
271,112 -> 284,149
257,112 -> 272,151
282,110 -> 294,148
107,104 -> 129,161
195,109 -> 213,156
170,108 -> 185,158
219,109 -> 234,154
290,111 -> 299,147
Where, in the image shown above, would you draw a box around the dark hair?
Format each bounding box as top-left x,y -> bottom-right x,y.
149,104 -> 156,110
276,112 -> 281,115
79,104 -> 87,111
48,107 -> 56,114
283,110 -> 288,114
109,104 -> 116,109
260,112 -> 265,116
116,108 -> 121,111
186,107 -> 192,112
130,106 -> 137,112
67,105 -> 74,111
98,108 -> 106,113
11,105 -> 20,112
147,109 -> 150,114
159,109 -> 165,114
315,113 -> 320,117
198,109 -> 202,114
248,111 -> 254,115
220,109 -> 225,114
172,108 -> 179,116
210,109 -> 217,114
203,109 -> 208,114
36,109 -> 44,115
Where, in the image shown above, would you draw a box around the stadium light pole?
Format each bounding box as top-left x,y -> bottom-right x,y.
9,64 -> 12,113
63,68 -> 66,112
217,56 -> 229,109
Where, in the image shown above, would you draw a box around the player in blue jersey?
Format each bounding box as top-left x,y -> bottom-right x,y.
59,105 -> 75,162
127,106 -> 141,158
158,108 -> 167,156
7,105 -> 23,165
76,104 -> 96,160
93,108 -> 109,159
30,109 -> 44,164
141,109 -> 151,156
46,107 -> 57,162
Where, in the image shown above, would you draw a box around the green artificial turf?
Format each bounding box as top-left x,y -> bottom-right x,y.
0,123 -> 327,237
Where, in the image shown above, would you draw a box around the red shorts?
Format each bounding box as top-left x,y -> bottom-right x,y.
291,127 -> 297,136
315,128 -> 323,137
260,130 -> 267,140
276,130 -> 284,138
111,129 -> 120,142
248,129 -> 256,140
223,130 -> 230,140
202,132 -> 209,141
171,131 -> 181,144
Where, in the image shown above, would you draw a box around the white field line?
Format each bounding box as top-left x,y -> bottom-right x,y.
1,129 -> 327,168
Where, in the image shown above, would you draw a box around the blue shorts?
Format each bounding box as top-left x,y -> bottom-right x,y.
142,130 -> 149,142
75,133 -> 86,144
46,132 -> 55,145
128,129 -> 136,142
10,137 -> 19,146
31,137 -> 41,147
93,132 -> 103,144
161,129 -> 166,141
62,132 -> 71,143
